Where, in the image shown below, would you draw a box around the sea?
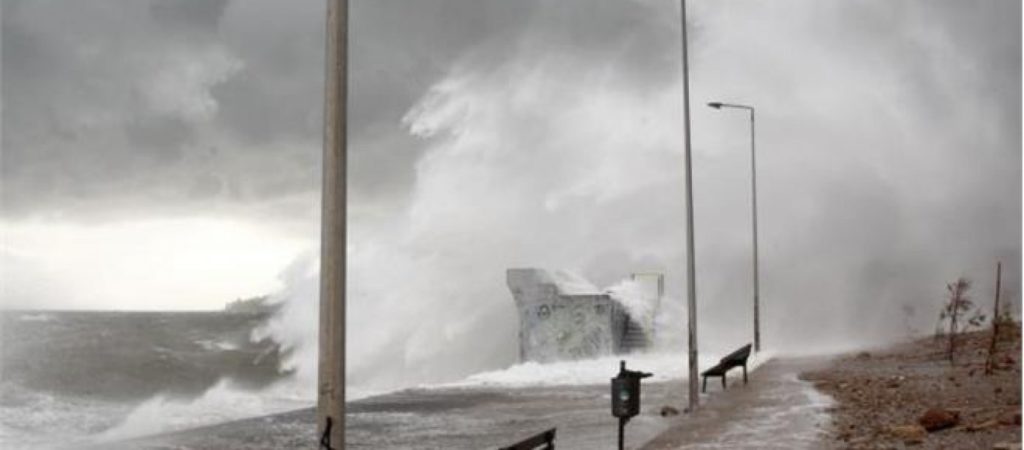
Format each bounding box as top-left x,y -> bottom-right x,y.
0,309 -> 305,448
1,309 -> 808,449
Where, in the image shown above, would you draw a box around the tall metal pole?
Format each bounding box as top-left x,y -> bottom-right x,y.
748,109 -> 760,352
318,0 -> 347,448
679,0 -> 700,412
706,102 -> 760,352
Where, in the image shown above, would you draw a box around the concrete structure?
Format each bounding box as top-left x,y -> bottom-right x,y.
507,268 -> 654,362
630,272 -> 665,344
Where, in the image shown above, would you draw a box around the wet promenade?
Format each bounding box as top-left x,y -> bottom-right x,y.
108,357 -> 834,449
642,357 -> 835,449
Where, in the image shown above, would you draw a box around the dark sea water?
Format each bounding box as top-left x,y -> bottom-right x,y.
0,310 -> 292,448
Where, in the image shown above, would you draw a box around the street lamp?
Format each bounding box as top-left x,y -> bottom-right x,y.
707,101 -> 761,353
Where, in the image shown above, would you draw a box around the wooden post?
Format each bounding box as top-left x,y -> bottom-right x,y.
985,261 -> 1002,375
318,0 -> 347,447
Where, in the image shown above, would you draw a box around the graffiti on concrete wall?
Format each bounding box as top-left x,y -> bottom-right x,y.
508,268 -> 642,362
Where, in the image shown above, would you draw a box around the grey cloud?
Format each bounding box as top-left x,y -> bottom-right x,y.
149,0 -> 230,34
125,115 -> 194,157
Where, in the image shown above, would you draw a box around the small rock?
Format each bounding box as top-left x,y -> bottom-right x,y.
659,405 -> 679,417
856,351 -> 871,360
997,412 -> 1021,426
848,436 -> 871,445
966,419 -> 1000,432
888,424 -> 927,444
919,408 -> 960,432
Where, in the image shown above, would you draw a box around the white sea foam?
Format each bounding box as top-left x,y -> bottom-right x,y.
439,350 -> 776,389
0,382 -> 130,449
195,339 -> 239,351
605,278 -> 657,326
92,377 -> 314,444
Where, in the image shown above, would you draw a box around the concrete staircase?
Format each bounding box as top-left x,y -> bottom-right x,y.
620,317 -> 650,353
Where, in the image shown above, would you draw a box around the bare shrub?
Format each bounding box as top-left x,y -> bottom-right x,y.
937,278 -> 985,364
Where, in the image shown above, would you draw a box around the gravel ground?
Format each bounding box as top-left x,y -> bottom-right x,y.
801,324 -> 1022,449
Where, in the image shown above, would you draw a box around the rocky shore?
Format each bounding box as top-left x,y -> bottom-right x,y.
802,324 -> 1022,449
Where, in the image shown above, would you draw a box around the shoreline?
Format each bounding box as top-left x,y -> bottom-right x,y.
801,325 -> 1022,449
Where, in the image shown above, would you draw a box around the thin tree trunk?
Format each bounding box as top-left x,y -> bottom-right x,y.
947,282 -> 961,364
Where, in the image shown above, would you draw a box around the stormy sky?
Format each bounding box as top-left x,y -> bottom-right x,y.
1,0 -> 1021,385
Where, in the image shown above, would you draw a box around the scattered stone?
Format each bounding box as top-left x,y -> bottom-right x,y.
856,351 -> 872,360
659,406 -> 679,417
919,408 -> 960,432
888,424 -> 927,444
808,327 -> 1021,448
997,412 -> 1020,426
965,419 -> 1000,432
848,435 -> 871,445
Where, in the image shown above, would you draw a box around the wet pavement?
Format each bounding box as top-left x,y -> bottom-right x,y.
642,357 -> 836,450
105,357 -> 835,449
106,382 -> 680,449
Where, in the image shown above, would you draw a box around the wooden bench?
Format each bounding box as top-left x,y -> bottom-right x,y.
701,344 -> 752,392
500,428 -> 556,450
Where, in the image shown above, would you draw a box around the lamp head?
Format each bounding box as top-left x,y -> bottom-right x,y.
707,102 -> 723,109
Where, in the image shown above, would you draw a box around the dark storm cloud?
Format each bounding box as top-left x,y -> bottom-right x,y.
1,0 -> 1019,253
2,0 -> 233,217
0,0 -> 546,220
0,0 -> 685,222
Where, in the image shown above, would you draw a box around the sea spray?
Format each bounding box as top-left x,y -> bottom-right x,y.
250,252 -> 320,387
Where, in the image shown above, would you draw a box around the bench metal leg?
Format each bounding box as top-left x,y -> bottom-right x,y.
722,375 -> 726,389
743,364 -> 748,385
702,376 -> 707,393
